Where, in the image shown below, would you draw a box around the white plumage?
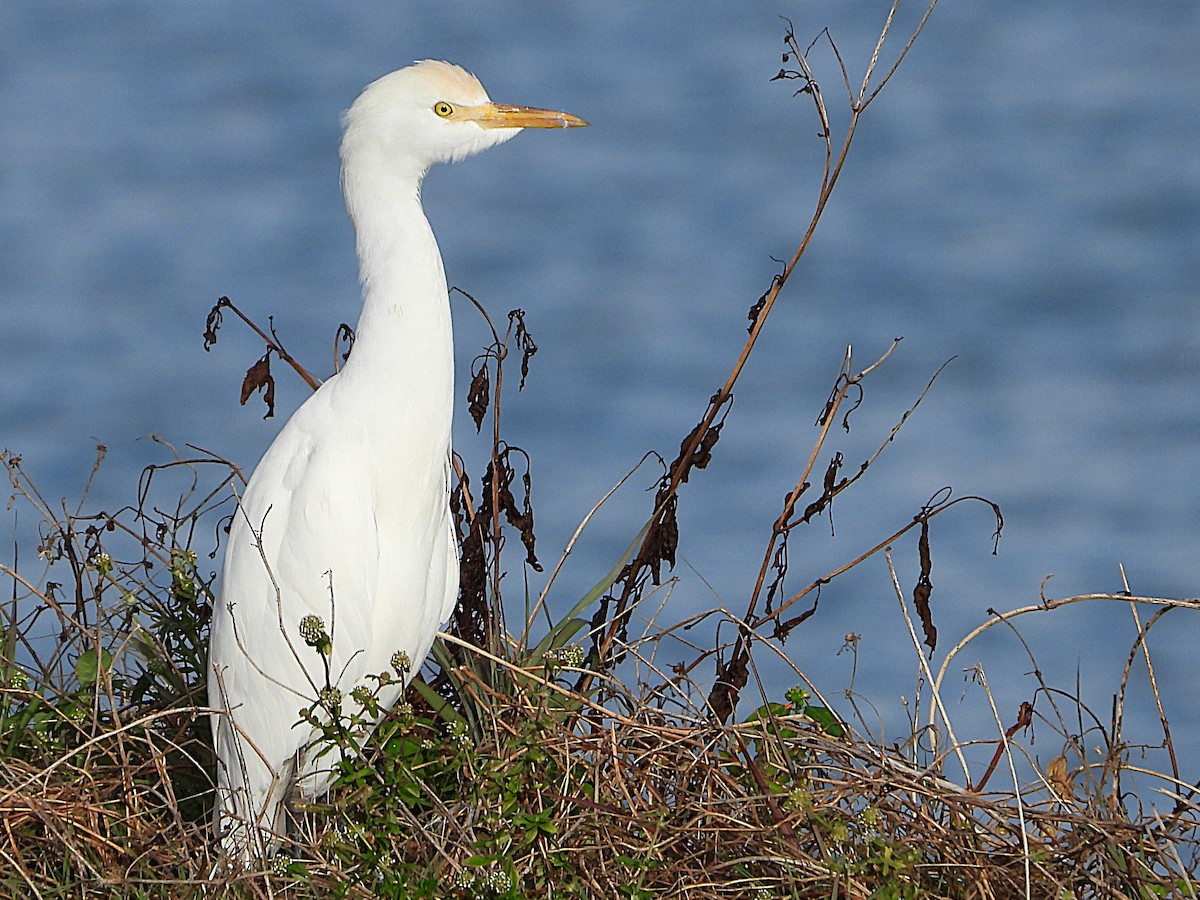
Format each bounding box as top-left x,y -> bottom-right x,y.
208,60 -> 585,863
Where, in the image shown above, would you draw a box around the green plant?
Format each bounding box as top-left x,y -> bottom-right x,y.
3,6 -> 1199,897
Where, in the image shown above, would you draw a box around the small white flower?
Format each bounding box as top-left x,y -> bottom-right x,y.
453,869 -> 475,889
299,615 -> 330,654
486,868 -> 512,891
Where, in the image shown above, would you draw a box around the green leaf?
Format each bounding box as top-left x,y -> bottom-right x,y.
527,514 -> 656,663
407,675 -> 466,728
804,704 -> 846,738
743,701 -> 790,723
75,647 -> 112,688
615,853 -> 655,869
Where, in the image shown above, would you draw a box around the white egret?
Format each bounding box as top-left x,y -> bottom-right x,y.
208,60 -> 586,862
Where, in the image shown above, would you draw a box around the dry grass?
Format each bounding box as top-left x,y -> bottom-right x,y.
3,431 -> 1197,898
1,584 -> 1197,898
3,4 -> 1199,898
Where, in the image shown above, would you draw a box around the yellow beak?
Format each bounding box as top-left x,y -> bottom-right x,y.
464,102 -> 589,130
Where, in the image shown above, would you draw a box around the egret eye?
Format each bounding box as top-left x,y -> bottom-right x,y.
433,101 -> 454,118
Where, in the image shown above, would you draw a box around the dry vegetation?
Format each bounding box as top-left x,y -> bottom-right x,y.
3,4 -> 1199,897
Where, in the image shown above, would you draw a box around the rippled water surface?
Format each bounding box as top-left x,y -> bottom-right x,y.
2,3 -> 1198,779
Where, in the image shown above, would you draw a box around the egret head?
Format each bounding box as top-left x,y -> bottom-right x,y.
341,60 -> 587,179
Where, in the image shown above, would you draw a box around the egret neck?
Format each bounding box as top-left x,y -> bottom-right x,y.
339,164 -> 453,449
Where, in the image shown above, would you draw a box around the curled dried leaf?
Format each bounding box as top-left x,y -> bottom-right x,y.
467,365 -> 490,432
240,353 -> 276,419
203,300 -> 226,351
670,419 -> 723,485
496,449 -> 541,572
746,270 -> 783,333
335,323 -> 355,366
645,491 -> 678,585
797,453 -> 843,525
773,589 -> 821,643
707,643 -> 751,725
510,309 -> 538,390
913,517 -> 937,654
1047,755 -> 1075,801
746,293 -> 767,333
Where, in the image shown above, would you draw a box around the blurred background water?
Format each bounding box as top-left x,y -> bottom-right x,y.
2,2 -> 1197,788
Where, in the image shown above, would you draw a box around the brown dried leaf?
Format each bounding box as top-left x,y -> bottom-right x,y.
467,365 -> 490,432
799,453 -> 843,524
696,421 -> 722,468
451,518 -> 489,646
670,420 -> 723,485
774,587 -> 821,643
913,517 -> 937,654
510,309 -> 538,390
203,299 -> 225,351
240,353 -> 276,419
335,323 -> 355,365
447,466 -> 491,653
483,448 -> 541,572
515,466 -> 541,571
646,491 -> 678,585
708,647 -> 750,724
746,292 -> 767,333
764,538 -> 789,615
746,271 -> 782,333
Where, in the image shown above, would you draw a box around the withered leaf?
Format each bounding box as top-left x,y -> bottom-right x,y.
746,271 -> 783,333
203,300 -> 226,351
799,453 -> 843,524
240,353 -> 276,419
774,591 -> 821,642
913,517 -> 937,654
450,517 -> 489,648
696,421 -> 722,469
467,365 -> 490,432
510,309 -> 537,390
746,292 -> 767,333
335,323 -> 355,365
764,538 -> 789,615
482,447 -> 541,572
646,491 -> 678,584
708,648 -> 750,724
1047,754 -> 1074,800
515,467 -> 541,571
446,464 -> 493,656
670,420 -> 723,484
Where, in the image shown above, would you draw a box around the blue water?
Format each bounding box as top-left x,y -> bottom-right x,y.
2,2 -> 1198,789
